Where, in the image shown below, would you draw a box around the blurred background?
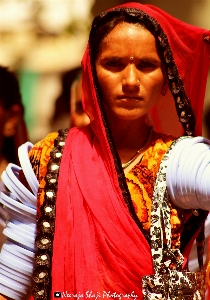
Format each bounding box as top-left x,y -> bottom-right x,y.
0,0 -> 210,143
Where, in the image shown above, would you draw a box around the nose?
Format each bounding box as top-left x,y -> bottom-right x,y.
122,64 -> 140,90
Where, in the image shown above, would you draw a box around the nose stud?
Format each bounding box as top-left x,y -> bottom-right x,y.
130,56 -> 134,62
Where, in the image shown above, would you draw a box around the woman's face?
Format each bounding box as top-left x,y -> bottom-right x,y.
95,22 -> 165,122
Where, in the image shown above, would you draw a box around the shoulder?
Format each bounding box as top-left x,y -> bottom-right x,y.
29,132 -> 59,181
142,131 -> 176,169
29,131 -> 69,208
151,131 -> 176,150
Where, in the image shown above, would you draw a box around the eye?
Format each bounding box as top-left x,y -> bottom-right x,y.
139,61 -> 155,69
137,58 -> 161,71
105,60 -> 122,68
100,57 -> 125,71
107,61 -> 117,66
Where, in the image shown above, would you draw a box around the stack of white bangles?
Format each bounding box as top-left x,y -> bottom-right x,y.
166,136 -> 210,211
0,136 -> 209,299
166,135 -> 210,285
0,142 -> 38,299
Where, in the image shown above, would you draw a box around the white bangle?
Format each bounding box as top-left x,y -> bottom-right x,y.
166,136 -> 210,210
0,142 -> 38,299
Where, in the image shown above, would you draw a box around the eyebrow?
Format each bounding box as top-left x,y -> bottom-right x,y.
99,55 -> 161,64
140,57 -> 161,64
99,56 -> 120,61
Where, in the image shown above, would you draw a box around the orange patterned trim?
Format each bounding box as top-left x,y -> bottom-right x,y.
206,261 -> 210,287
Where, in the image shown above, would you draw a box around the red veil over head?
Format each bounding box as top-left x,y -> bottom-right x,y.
51,2 -> 210,299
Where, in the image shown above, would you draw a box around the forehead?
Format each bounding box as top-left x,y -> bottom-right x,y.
99,22 -> 157,57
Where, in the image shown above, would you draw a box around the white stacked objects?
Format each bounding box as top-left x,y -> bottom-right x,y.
0,142 -> 38,299
166,136 -> 210,210
18,143 -> 39,197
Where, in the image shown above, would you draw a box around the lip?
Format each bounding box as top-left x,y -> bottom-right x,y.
117,95 -> 142,103
117,95 -> 142,101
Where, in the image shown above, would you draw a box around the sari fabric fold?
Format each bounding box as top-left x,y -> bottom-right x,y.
51,127 -> 153,298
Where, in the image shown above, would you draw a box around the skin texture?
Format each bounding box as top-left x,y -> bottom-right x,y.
70,77 -> 90,128
95,22 -> 165,163
96,22 -> 165,124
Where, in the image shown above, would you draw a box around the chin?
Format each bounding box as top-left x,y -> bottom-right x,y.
119,108 -> 147,119
113,112 -> 146,123
105,107 -> 147,123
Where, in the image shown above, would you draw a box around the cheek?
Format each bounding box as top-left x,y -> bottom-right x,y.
146,73 -> 164,94
97,73 -> 116,99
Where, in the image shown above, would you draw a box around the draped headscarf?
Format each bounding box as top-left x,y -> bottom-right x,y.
51,3 -> 210,299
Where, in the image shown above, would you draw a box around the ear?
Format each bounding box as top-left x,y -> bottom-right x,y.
3,104 -> 22,137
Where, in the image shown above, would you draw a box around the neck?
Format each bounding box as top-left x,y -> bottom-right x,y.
108,117 -> 151,164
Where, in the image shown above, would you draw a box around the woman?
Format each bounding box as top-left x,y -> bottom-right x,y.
0,2 -> 210,299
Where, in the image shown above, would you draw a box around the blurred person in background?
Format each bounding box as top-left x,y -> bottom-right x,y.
0,66 -> 28,250
0,66 -> 28,173
50,67 -> 81,131
70,71 -> 90,128
50,67 -> 89,131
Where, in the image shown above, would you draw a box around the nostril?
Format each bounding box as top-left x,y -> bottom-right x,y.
122,78 -> 140,89
122,83 -> 140,94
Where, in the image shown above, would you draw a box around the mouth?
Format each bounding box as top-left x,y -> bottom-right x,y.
117,95 -> 142,101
